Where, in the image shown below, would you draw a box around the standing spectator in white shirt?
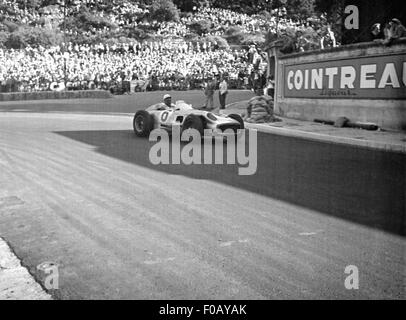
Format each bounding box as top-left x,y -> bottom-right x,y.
219,75 -> 228,110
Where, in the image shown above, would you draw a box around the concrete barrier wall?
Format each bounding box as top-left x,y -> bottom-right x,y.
0,90 -> 112,102
275,39 -> 406,130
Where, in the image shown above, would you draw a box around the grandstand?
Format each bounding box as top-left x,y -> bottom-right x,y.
1,0 -> 400,94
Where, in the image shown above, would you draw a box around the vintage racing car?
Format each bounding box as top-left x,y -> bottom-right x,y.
133,100 -> 244,138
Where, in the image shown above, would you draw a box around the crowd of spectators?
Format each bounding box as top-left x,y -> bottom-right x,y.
0,0 -> 70,29
154,6 -> 332,42
0,39 -> 268,93
370,18 -> 406,44
0,1 -> 344,93
180,7 -> 272,36
1,0 -> 45,26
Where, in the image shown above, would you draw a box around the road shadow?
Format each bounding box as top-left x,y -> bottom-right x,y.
55,129 -> 406,236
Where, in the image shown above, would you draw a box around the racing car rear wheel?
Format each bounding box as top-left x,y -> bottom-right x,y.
133,110 -> 153,137
182,115 -> 204,137
228,114 -> 245,130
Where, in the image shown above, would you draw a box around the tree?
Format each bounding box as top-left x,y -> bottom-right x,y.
62,6 -> 117,33
286,0 -> 316,21
223,26 -> 245,45
149,0 -> 180,22
173,0 -> 205,11
4,26 -> 62,48
0,31 -> 9,48
188,19 -> 212,36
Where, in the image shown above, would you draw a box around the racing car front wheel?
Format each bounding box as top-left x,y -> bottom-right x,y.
133,110 -> 153,137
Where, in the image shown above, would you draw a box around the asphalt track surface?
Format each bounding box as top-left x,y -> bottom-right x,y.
0,95 -> 405,299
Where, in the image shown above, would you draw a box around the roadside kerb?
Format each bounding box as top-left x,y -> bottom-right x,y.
245,122 -> 406,154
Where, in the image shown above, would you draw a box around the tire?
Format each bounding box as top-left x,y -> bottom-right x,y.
228,113 -> 245,130
133,110 -> 153,137
182,114 -> 204,136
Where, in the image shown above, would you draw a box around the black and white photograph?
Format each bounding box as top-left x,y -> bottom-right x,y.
0,0 -> 405,308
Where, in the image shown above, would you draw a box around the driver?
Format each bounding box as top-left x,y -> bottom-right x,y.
162,94 -> 176,109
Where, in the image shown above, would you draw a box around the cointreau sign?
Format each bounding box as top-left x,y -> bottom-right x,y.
283,53 -> 406,99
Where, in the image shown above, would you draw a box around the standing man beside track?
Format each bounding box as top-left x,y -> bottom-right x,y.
219,76 -> 228,111
203,76 -> 217,111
